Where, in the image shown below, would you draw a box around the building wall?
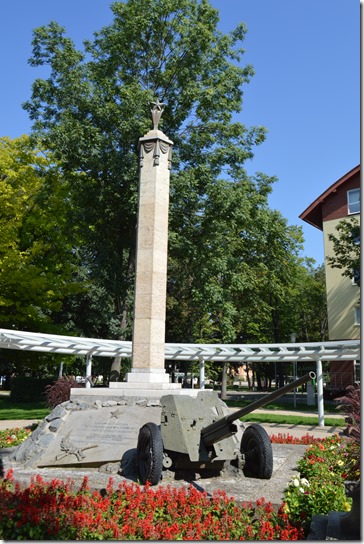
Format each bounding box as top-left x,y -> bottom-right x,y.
321,171 -> 360,222
328,361 -> 355,392
323,216 -> 360,340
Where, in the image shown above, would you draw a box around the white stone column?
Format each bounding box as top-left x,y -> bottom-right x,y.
126,122 -> 173,385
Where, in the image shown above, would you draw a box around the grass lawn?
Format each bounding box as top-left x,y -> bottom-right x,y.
226,397 -> 346,426
239,412 -> 345,427
225,398 -> 343,414
0,392 -> 50,421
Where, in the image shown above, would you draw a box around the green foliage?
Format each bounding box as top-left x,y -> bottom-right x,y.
291,264 -> 328,341
9,376 -> 55,403
283,435 -> 356,534
0,135 -> 84,332
327,218 -> 360,283
22,0 -> 276,344
0,0 -> 327,368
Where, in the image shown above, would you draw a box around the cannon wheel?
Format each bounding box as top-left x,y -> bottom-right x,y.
137,422 -> 163,485
240,424 -> 273,479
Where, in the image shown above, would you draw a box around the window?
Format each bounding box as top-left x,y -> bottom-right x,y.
347,189 -> 360,214
352,268 -> 360,286
355,361 -> 360,383
354,306 -> 361,326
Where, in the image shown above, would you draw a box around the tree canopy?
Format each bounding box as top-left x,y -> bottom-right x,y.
0,0 -> 329,379
23,0 -> 270,341
0,135 -> 83,332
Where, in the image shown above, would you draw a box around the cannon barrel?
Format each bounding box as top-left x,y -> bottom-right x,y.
201,371 -> 316,447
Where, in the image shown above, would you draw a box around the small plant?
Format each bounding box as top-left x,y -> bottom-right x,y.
0,425 -> 37,448
282,472 -> 351,534
282,435 -> 357,535
45,377 -> 82,409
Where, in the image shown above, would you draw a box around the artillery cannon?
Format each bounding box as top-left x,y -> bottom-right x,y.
136,372 -> 316,485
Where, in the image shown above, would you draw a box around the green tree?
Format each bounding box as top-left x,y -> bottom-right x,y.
21,0 -> 328,386
327,218 -> 360,285
0,135 -> 83,332
290,263 -> 328,342
23,0 -> 267,346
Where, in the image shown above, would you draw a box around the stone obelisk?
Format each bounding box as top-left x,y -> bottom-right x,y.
125,100 -> 175,387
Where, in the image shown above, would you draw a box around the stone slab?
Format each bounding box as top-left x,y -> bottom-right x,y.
37,404 -> 161,468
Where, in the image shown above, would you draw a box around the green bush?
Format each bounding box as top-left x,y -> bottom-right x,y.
282,435 -> 355,535
10,376 -> 55,403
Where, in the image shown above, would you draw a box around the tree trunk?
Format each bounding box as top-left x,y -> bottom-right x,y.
221,363 -> 228,400
246,364 -> 252,390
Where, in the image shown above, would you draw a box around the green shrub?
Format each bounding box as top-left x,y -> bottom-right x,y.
10,377 -> 55,403
282,435 -> 355,535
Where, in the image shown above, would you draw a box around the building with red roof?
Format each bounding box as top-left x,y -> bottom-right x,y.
300,165 -> 360,394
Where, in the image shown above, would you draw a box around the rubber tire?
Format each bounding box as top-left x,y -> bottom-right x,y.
240,423 -> 273,479
137,422 -> 163,485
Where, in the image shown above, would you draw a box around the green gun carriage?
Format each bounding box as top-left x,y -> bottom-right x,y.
136,372 -> 316,485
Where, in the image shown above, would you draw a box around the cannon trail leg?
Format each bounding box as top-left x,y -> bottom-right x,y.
137,422 -> 163,485
241,424 -> 273,479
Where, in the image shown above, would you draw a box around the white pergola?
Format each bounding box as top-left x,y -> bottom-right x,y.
0,328 -> 360,427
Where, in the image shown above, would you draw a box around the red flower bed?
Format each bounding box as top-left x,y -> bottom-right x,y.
269,432 -> 326,445
0,470 -> 304,540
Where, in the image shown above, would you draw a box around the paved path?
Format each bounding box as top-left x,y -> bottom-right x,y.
0,419 -> 41,431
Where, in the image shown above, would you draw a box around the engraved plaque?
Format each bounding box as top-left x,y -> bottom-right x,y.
38,405 -> 161,467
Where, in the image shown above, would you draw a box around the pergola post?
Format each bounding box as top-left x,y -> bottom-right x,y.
199,356 -> 205,390
85,349 -> 96,389
316,357 -> 325,427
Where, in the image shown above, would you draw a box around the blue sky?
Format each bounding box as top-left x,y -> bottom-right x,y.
0,0 -> 359,265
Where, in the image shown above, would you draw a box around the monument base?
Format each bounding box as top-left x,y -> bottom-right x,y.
70,367 -> 203,401
70,385 -> 202,401
125,368 -> 171,384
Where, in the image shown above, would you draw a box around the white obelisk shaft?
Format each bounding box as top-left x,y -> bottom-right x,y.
127,127 -> 173,384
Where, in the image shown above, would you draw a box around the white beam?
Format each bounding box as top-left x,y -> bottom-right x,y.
0,328 -> 360,363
